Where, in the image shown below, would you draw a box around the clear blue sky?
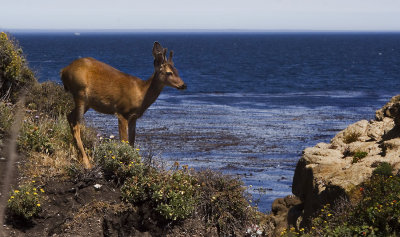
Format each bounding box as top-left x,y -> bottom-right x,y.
1,0 -> 400,31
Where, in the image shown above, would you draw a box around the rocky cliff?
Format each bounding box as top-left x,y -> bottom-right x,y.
269,95 -> 400,235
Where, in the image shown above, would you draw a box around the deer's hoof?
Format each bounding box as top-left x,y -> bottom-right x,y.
84,163 -> 93,170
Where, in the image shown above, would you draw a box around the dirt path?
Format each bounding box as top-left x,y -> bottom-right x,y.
0,99 -> 25,237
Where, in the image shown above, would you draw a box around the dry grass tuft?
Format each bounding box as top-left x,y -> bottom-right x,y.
20,151 -> 74,181
18,113 -> 99,180
343,130 -> 361,144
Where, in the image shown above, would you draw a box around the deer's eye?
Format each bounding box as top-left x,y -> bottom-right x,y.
166,71 -> 173,76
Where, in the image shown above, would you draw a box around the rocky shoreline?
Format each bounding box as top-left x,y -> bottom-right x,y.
268,95 -> 400,235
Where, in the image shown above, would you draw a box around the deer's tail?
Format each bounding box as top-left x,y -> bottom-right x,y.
60,68 -> 70,92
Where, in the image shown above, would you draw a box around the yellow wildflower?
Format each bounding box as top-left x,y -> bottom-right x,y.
40,188 -> 45,193
14,190 -> 19,193
10,196 -> 14,199
37,203 -> 41,207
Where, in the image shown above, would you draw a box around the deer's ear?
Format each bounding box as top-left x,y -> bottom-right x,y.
168,50 -> 173,62
152,42 -> 163,55
152,42 -> 164,62
162,48 -> 168,62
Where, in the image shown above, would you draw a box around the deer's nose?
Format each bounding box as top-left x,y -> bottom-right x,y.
178,84 -> 187,90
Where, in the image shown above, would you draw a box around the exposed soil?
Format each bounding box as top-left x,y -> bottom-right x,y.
1,167 -> 211,237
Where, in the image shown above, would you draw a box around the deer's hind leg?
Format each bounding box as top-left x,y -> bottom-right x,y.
68,98 -> 92,169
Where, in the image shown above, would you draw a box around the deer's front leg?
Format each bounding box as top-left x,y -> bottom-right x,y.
128,118 -> 137,146
117,115 -> 128,142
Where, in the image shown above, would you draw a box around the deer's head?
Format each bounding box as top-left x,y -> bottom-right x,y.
152,42 -> 186,90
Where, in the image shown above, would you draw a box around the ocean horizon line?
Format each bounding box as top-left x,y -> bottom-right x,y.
3,28 -> 400,34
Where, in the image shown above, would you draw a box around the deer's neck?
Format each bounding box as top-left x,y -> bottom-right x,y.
140,72 -> 164,114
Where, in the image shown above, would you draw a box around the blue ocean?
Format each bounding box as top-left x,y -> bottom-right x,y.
14,32 -> 400,212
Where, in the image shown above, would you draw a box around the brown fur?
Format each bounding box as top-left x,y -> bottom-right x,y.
61,42 -> 186,168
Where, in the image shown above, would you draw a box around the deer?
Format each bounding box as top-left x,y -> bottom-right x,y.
61,42 -> 186,169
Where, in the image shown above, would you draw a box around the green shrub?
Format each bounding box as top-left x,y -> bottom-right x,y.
352,175 -> 400,235
121,163 -> 197,222
305,175 -> 400,236
94,140 -> 142,183
343,130 -> 361,144
0,32 -> 36,101
120,167 -> 151,202
6,183 -> 44,221
95,141 -> 255,229
308,203 -> 360,236
25,81 -> 73,117
154,167 -> 197,221
352,151 -> 368,164
373,162 -> 393,177
195,170 -> 255,236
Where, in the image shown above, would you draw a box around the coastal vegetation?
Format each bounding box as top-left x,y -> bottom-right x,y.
282,167 -> 400,236
6,183 -> 43,221
342,130 -> 361,144
351,151 -> 368,164
0,32 -> 35,101
0,32 -> 264,236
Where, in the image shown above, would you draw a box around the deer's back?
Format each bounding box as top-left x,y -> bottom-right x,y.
61,57 -> 136,91
61,57 -> 145,115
